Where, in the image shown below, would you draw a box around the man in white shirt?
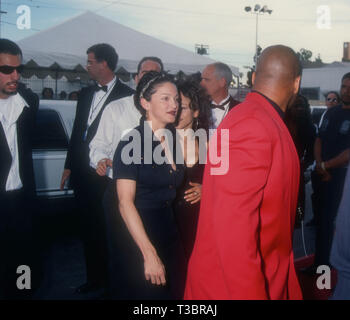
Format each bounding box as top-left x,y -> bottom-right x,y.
200,62 -> 240,129
60,43 -> 134,295
0,39 -> 39,299
89,56 -> 163,178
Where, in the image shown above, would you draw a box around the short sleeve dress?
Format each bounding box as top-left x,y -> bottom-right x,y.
110,119 -> 186,300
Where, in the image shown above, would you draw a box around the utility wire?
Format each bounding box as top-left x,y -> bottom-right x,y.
2,1 -> 82,11
4,0 -> 348,23
92,0 -> 350,23
1,20 -> 41,31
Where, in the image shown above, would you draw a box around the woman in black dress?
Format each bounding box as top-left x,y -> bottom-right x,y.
173,77 -> 212,261
111,71 -> 185,299
284,94 -> 316,226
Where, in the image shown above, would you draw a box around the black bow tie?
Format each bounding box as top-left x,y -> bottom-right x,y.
211,97 -> 231,110
93,85 -> 108,92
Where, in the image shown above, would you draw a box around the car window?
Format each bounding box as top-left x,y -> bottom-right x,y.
300,88 -> 320,101
32,109 -> 68,150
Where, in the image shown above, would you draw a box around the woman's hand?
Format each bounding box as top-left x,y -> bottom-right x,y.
118,179 -> 165,287
184,182 -> 202,204
60,169 -> 71,190
144,249 -> 166,286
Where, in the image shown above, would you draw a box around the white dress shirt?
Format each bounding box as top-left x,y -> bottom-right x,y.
211,94 -> 231,129
0,93 -> 28,191
89,94 -> 141,178
87,76 -> 117,127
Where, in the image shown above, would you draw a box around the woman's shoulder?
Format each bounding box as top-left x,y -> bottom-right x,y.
118,125 -> 143,142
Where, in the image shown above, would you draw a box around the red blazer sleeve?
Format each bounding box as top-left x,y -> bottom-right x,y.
210,117 -> 272,299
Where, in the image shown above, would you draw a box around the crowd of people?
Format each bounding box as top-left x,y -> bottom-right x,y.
41,87 -> 79,100
1,37 -> 350,300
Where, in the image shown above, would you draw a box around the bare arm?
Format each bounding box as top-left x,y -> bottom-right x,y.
313,137 -> 331,181
325,149 -> 350,170
117,179 -> 166,286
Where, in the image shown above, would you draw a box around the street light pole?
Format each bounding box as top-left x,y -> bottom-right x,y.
244,4 -> 273,65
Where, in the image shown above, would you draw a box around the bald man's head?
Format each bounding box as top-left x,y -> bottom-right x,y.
252,45 -> 302,112
255,45 -> 301,84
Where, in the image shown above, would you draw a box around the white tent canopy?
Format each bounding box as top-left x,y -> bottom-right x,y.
18,11 -> 239,76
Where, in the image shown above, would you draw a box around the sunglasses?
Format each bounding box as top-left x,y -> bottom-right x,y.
327,97 -> 338,103
0,65 -> 24,75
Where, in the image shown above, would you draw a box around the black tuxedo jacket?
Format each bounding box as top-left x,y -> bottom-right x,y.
65,79 -> 134,183
228,95 -> 240,111
0,86 -> 39,199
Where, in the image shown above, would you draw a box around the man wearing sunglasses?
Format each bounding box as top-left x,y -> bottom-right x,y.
318,91 -> 341,128
0,39 -> 39,299
307,91 -> 341,229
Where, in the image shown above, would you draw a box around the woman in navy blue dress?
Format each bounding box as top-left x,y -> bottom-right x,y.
111,71 -> 185,299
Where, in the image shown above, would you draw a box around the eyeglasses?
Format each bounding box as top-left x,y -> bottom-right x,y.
0,65 -> 24,75
327,97 -> 338,103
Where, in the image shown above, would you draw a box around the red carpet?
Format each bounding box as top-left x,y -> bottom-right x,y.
294,254 -> 338,300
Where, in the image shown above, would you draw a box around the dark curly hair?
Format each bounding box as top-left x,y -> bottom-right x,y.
175,76 -> 213,136
134,71 -> 177,117
285,94 -> 315,164
324,91 -> 340,102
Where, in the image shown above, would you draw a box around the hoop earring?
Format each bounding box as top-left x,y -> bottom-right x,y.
193,117 -> 199,131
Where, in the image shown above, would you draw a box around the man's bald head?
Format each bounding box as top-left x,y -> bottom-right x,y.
255,45 -> 301,85
252,45 -> 302,112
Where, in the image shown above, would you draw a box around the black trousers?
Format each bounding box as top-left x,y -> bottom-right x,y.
0,189 -> 38,299
314,168 -> 348,266
72,169 -> 109,288
311,170 -> 323,225
102,180 -> 119,298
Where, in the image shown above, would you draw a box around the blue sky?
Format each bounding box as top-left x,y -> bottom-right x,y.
1,0 -> 349,72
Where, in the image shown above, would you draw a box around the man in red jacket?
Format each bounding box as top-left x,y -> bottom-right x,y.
184,45 -> 303,300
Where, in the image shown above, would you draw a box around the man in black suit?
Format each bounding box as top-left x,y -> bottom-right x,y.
60,43 -> 134,295
0,39 -> 39,299
200,62 -> 240,129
